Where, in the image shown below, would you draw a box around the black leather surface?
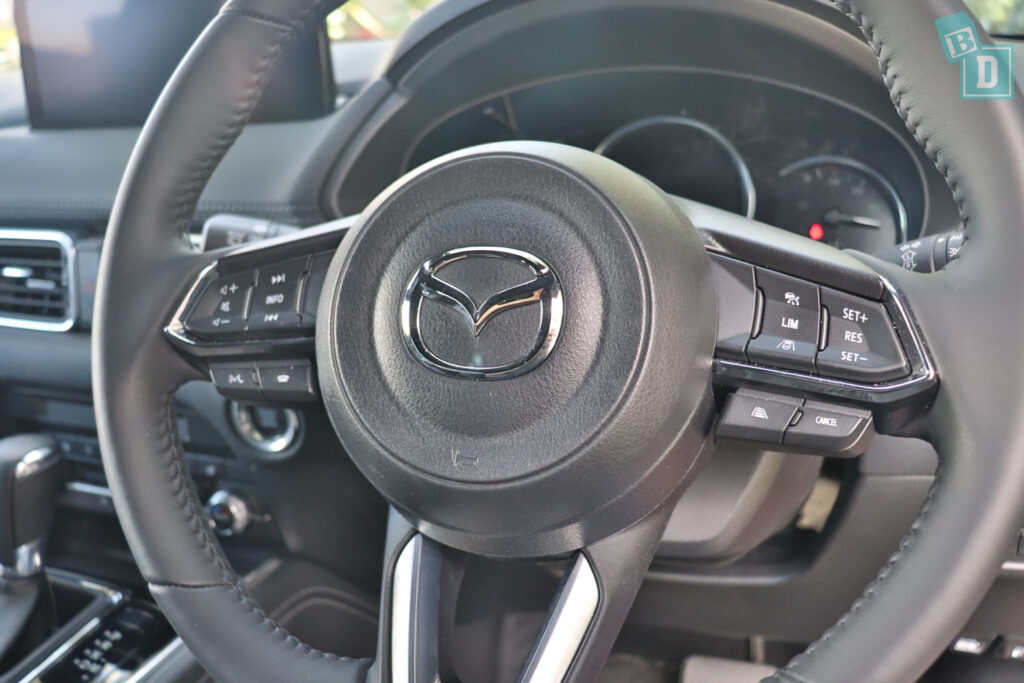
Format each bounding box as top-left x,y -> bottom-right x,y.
93,5 -> 370,682
765,1 -> 1024,682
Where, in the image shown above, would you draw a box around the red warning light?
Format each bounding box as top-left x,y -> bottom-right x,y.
808,223 -> 825,241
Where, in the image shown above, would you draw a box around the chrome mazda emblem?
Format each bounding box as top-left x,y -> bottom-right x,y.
400,247 -> 563,379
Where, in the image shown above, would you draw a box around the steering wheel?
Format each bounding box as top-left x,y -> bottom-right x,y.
92,0 -> 1024,681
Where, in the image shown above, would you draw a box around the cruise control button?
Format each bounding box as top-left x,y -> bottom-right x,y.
210,363 -> 262,400
184,271 -> 254,336
784,401 -> 874,457
708,254 -> 758,361
256,360 -> 318,402
746,268 -> 820,372
248,256 -> 308,331
816,288 -> 909,382
716,390 -> 803,445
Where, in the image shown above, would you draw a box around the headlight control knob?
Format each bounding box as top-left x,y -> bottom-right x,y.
204,490 -> 252,537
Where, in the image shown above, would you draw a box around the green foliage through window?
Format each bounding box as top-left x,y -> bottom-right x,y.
326,0 -> 438,42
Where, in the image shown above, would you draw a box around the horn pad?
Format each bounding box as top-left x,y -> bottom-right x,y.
316,142 -> 716,558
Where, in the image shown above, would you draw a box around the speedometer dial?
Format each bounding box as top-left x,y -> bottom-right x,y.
765,156 -> 908,253
595,116 -> 755,218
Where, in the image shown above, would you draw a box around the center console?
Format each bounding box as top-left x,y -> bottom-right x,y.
2,570 -> 172,683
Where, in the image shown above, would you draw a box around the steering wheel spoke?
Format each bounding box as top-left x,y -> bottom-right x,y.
163,215 -> 356,403
376,499 -> 676,683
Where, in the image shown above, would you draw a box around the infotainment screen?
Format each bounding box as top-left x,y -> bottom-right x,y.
14,0 -> 335,128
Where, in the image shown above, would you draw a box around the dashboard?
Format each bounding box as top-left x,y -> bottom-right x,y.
326,0 -> 963,261
407,70 -> 922,252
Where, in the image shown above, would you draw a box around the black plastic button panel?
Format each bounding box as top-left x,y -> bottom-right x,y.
708,255 -> 758,361
708,254 -> 911,385
210,359 -> 318,402
746,268 -> 820,372
717,389 -> 874,457
182,271 -> 254,335
248,256 -> 308,331
183,251 -> 334,340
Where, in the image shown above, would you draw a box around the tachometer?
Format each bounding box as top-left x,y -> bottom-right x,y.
765,156 -> 908,252
595,116 -> 755,218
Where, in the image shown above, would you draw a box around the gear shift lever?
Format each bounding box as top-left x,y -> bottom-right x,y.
0,434 -> 62,665
0,434 -> 62,579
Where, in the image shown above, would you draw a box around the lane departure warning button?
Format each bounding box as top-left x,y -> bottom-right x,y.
716,390 -> 803,445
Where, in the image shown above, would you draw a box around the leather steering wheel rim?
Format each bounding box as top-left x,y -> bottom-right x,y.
91,1 -> 1024,682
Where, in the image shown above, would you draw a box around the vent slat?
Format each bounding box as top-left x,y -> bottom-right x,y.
0,236 -> 72,327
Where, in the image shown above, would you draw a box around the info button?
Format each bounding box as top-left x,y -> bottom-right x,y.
249,256 -> 308,331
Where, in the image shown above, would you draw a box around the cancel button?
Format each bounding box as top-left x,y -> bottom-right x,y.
783,401 -> 874,457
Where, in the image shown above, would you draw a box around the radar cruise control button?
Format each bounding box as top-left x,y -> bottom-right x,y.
746,268 -> 820,372
816,288 -> 909,382
716,390 -> 803,445
784,401 -> 874,457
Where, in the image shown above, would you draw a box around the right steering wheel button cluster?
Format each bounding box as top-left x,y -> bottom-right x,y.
709,253 -> 910,383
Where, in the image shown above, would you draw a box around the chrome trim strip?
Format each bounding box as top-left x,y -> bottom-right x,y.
715,272 -> 935,395
66,481 -> 113,498
164,262 -> 218,346
391,537 -> 419,683
0,228 -> 77,332
518,554 -> 600,683
15,445 -> 59,479
124,636 -> 188,683
0,538 -> 44,579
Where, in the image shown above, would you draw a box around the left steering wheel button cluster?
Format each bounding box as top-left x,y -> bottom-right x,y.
182,252 -> 335,341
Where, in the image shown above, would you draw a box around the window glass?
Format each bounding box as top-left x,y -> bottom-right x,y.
326,0 -> 438,42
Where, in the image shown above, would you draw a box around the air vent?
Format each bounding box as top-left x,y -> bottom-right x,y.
0,229 -> 76,331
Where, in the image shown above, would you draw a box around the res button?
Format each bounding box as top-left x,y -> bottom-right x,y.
817,288 -> 909,382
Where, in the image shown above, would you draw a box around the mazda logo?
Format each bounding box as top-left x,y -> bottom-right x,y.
400,247 -> 563,379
